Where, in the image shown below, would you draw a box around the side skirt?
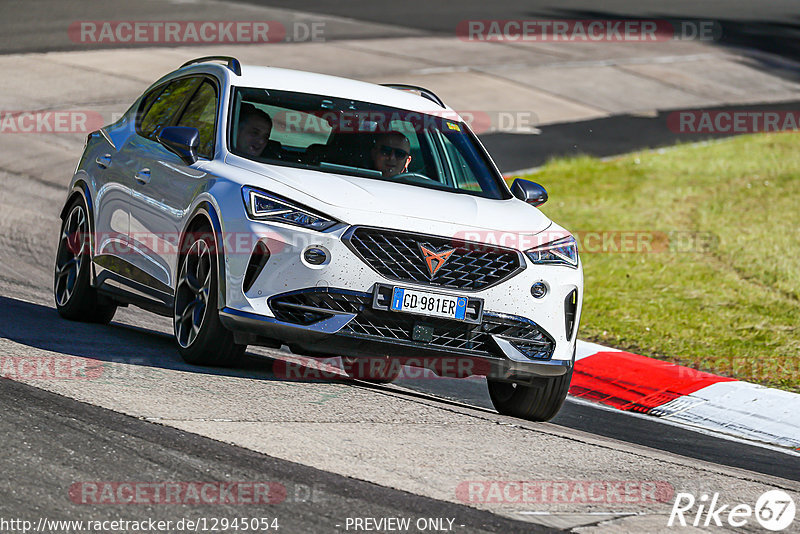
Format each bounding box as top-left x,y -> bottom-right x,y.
93,256 -> 174,317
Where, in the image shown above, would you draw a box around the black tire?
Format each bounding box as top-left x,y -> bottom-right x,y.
174,228 -> 246,366
487,368 -> 573,422
341,356 -> 401,384
54,198 -> 117,324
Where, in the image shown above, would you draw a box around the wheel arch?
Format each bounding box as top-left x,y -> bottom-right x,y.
60,181 -> 98,274
178,201 -> 228,309
60,181 -> 93,222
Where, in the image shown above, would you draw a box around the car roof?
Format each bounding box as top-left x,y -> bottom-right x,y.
178,63 -> 460,119
240,66 -> 453,114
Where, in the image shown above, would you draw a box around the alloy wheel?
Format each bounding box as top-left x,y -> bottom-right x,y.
54,204 -> 89,307
174,238 -> 212,348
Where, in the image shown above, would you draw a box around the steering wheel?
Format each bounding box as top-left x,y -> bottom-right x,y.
393,172 -> 434,182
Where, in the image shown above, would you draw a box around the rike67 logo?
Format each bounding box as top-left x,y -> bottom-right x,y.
668,490 -> 796,531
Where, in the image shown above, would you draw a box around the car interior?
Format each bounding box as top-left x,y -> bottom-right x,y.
228,88 -> 503,198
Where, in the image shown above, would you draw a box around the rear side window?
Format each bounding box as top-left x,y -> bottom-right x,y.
139,77 -> 201,138
176,81 -> 218,159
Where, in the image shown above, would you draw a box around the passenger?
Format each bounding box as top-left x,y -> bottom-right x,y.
235,103 -> 272,157
370,131 -> 412,178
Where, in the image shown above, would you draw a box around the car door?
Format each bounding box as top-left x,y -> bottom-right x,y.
89,85 -> 165,280
127,76 -> 219,294
113,76 -> 201,295
87,127 -> 131,263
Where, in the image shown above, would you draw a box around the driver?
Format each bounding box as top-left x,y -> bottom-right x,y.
370,131 -> 412,178
235,103 -> 273,157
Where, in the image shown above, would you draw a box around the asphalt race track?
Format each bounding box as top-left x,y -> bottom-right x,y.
3,0 -> 800,172
1,1 -> 799,532
0,378 -> 544,533
246,0 -> 800,62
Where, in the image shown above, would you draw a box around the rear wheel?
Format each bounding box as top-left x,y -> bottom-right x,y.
53,199 -> 116,324
174,229 -> 246,366
341,356 -> 401,384
487,368 -> 573,422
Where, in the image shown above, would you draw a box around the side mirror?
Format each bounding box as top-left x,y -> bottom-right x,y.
157,126 -> 199,165
511,179 -> 548,207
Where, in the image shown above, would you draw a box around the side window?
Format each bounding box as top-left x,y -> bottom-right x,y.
139,77 -> 201,139
176,81 -> 218,159
136,86 -> 165,131
439,132 -> 481,191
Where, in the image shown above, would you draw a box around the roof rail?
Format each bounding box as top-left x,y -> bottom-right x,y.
380,84 -> 445,108
181,56 -> 242,76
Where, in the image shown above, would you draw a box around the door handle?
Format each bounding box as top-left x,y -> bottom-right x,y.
95,154 -> 112,169
134,168 -> 151,185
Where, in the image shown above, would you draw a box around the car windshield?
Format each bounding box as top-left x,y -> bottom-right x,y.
228,87 -> 510,200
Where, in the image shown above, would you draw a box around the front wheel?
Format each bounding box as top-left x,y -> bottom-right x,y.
174,230 -> 246,366
487,368 -> 573,422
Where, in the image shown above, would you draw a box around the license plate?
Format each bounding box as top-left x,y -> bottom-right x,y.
390,287 -> 468,321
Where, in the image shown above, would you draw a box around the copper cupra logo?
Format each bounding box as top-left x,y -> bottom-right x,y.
419,244 -> 456,276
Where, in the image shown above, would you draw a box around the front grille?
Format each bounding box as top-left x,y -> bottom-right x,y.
343,226 -> 524,291
269,289 -> 554,360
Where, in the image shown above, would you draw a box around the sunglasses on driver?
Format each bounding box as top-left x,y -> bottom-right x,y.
378,145 -> 410,159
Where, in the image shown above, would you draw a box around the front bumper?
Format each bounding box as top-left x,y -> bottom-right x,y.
220,219 -> 582,364
219,285 -> 573,381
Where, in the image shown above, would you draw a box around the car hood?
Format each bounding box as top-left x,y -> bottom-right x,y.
227,158 -> 554,242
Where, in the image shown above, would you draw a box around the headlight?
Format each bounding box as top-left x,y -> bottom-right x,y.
242,186 -> 338,231
525,236 -> 579,268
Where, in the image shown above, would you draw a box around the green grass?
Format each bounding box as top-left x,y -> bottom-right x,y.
511,133 -> 800,392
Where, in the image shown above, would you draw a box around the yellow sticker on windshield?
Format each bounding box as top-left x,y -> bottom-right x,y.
446,121 -> 461,132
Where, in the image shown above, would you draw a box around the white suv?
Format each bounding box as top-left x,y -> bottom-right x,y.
54,56 -> 583,421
